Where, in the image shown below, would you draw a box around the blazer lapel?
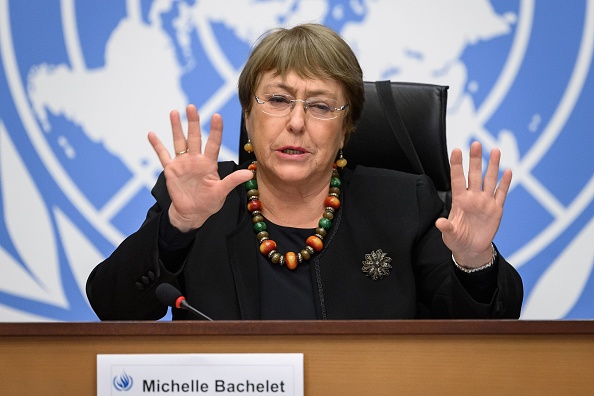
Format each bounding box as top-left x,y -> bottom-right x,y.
227,215 -> 261,319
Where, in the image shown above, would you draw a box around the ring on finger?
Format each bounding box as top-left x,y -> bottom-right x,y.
175,149 -> 188,157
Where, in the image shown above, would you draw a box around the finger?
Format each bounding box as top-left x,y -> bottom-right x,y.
148,131 -> 171,168
170,109 -> 188,154
449,148 -> 467,197
482,147 -> 501,195
495,168 -> 513,206
219,169 -> 254,194
435,217 -> 453,235
185,104 -> 203,154
203,113 -> 223,161
467,141 -> 483,191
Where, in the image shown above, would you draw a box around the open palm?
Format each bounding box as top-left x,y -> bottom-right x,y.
435,141 -> 512,268
148,105 -> 252,232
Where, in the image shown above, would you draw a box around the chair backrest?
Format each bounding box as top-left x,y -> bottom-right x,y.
238,80 -> 451,205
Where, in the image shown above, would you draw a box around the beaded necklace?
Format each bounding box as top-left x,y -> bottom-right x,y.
245,161 -> 342,270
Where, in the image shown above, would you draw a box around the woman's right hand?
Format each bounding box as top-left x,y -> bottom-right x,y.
148,105 -> 253,232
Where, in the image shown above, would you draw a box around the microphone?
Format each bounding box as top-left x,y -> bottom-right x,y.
155,283 -> 213,321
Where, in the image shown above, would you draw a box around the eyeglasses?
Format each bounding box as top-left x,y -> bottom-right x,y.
254,94 -> 349,120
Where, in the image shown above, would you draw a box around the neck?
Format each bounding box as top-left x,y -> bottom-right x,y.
251,162 -> 332,228
255,168 -> 333,228
246,162 -> 342,270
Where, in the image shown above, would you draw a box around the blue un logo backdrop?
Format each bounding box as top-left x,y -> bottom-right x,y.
0,0 -> 593,320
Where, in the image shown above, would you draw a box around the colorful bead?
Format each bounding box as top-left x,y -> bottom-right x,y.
246,179 -> 258,190
335,158 -> 347,168
285,252 -> 298,270
253,221 -> 267,233
259,239 -> 276,255
319,217 -> 332,230
329,187 -> 341,196
247,162 -> 257,171
300,249 -> 311,261
330,177 -> 341,188
270,252 -> 281,264
324,196 -> 340,210
256,231 -> 269,240
306,235 -> 324,252
335,150 -> 347,168
247,199 -> 262,212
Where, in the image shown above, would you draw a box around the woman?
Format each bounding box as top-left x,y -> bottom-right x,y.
86,24 -> 523,320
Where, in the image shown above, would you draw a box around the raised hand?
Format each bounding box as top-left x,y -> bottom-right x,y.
148,105 -> 253,232
435,141 -> 512,269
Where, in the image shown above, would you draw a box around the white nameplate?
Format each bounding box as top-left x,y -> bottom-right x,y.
97,353 -> 303,395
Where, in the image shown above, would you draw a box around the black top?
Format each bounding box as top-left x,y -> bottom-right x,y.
258,221 -> 317,320
156,211 -> 497,320
86,162 -> 522,321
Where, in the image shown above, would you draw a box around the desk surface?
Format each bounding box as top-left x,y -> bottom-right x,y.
1,320 -> 594,395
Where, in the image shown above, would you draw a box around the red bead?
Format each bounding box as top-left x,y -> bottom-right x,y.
248,162 -> 257,171
324,196 -> 340,210
285,252 -> 298,270
259,239 -> 276,255
306,236 -> 324,252
247,199 -> 262,212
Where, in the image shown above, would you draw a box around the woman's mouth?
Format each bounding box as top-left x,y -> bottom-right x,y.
282,148 -> 305,155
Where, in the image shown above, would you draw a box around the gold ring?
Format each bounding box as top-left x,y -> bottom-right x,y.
175,150 -> 188,156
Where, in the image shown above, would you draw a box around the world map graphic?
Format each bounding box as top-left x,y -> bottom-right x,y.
0,0 -> 593,320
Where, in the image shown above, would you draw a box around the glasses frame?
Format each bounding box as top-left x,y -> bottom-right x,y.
254,94 -> 349,120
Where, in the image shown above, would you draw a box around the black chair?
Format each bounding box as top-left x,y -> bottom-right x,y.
239,81 -> 451,207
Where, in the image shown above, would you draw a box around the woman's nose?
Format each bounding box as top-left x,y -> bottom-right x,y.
287,101 -> 307,132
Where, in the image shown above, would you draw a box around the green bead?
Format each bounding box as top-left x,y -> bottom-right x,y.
319,217 -> 332,230
253,221 -> 267,232
330,177 -> 341,188
246,179 -> 258,190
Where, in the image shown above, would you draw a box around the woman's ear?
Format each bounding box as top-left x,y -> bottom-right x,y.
244,108 -> 251,125
339,124 -> 347,149
244,110 -> 252,137
243,110 -> 254,154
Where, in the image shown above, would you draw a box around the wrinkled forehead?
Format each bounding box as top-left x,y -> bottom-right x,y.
255,69 -> 346,99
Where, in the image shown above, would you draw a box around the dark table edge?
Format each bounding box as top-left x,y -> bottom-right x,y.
1,320 -> 594,337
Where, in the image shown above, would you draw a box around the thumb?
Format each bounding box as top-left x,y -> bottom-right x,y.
219,169 -> 254,193
435,217 -> 453,235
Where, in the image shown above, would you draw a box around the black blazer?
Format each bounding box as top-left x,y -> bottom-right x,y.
86,162 -> 523,320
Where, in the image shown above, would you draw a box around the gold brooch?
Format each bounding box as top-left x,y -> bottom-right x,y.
361,249 -> 392,280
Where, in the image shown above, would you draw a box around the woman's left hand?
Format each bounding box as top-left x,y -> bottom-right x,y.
435,141 -> 512,269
